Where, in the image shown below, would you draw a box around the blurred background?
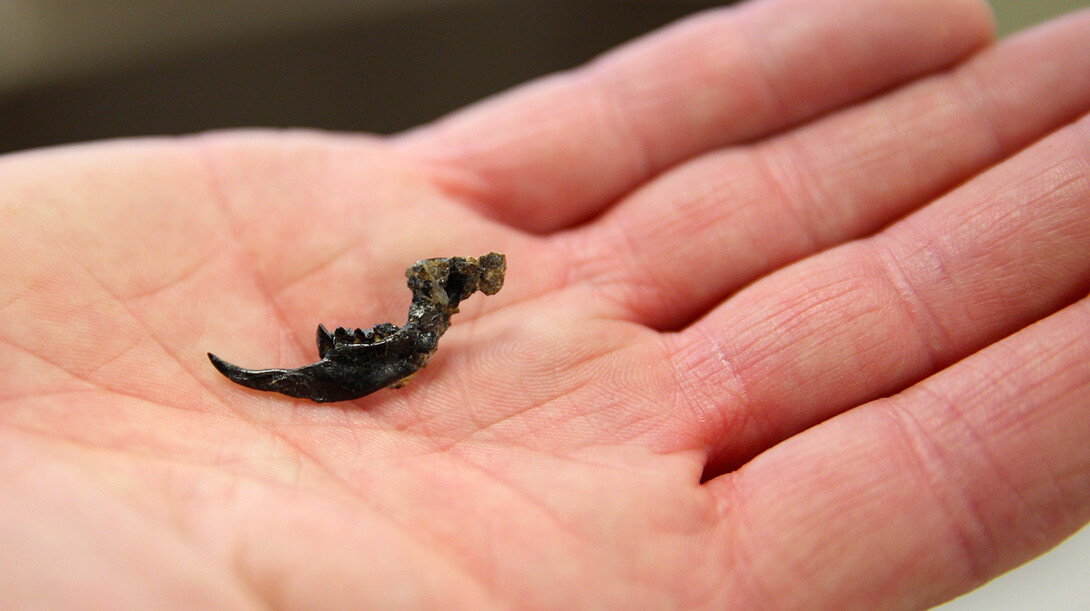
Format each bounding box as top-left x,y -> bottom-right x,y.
0,0 -> 732,153
1,0 -> 1079,154
0,0 -> 1086,608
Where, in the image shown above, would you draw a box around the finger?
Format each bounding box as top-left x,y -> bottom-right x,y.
394,0 -> 993,232
565,9 -> 1090,330
668,111 -> 1090,471
705,295 -> 1090,609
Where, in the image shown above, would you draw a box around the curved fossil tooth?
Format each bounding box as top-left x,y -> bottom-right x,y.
316,324 -> 335,358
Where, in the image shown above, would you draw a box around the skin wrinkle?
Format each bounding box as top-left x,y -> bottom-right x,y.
456,359 -> 609,448
229,145 -> 380,295
189,142 -> 310,364
946,55 -> 1006,163
4,379 -> 195,429
761,267 -> 853,341
2,420 -> 311,513
566,339 -> 679,441
967,140 -> 1089,291
725,532 -> 774,611
748,144 -> 823,255
956,16 -> 1090,160
0,278 -> 143,393
455,361 -> 495,445
807,104 -> 920,236
0,388 -> 111,406
697,332 -> 780,450
571,396 -> 658,449
577,64 -> 656,200
746,452 -> 906,609
446,307 -> 498,437
585,155 -> 759,326
78,333 -> 145,382
268,240 -> 367,299
659,337 -> 709,454
67,254 -> 228,407
1027,138 -> 1090,228
269,421 -> 393,464
567,166 -> 749,324
394,376 -> 459,449
0,331 -> 225,416
440,444 -> 589,550
22,398 -> 350,509
1009,327 -> 1090,526
118,248 -> 220,304
1027,154 -> 1090,214
758,136 -> 845,252
379,359 -> 492,447
864,235 -> 954,374
554,218 -> 616,285
732,5 -> 794,138
583,219 -> 683,327
551,232 -> 620,312
1039,360 -> 1090,528
881,393 -> 997,586
693,262 -> 894,461
668,330 -> 753,466
398,309 -> 639,446
725,470 -> 806,610
0,335 -> 100,394
0,283 -> 34,317
638,333 -> 702,454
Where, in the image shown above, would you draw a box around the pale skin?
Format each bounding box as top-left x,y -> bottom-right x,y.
1,0 -> 1089,608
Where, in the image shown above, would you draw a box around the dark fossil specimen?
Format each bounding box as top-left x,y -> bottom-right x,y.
208,252 -> 506,403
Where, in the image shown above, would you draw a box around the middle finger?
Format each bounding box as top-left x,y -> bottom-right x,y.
558,11 -> 1090,331
671,110 -> 1090,471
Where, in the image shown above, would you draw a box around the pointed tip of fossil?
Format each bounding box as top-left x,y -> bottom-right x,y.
208,352 -> 262,382
207,352 -> 242,378
208,352 -> 299,396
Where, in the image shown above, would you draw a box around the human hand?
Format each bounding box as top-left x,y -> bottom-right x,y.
2,0 -> 1089,608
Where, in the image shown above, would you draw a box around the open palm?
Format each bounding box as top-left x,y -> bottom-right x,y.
3,0 -> 1090,608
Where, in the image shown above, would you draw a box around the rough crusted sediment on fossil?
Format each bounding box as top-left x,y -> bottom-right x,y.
208,252 -> 506,403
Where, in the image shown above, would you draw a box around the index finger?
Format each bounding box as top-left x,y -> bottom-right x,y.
394,0 -> 994,232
